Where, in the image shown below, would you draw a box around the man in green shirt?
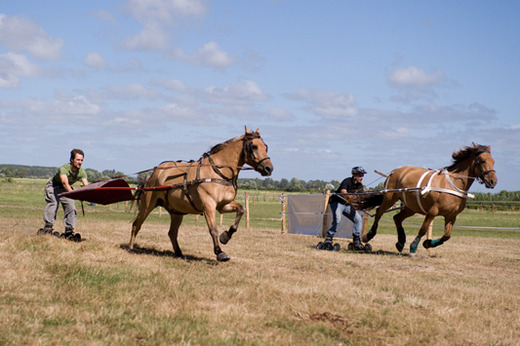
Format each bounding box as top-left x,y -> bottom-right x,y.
38,149 -> 89,241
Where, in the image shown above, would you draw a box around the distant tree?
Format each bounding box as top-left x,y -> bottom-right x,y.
14,168 -> 26,178
288,178 -> 304,192
4,168 -> 14,178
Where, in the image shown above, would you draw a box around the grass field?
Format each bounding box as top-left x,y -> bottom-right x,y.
1,178 -> 519,345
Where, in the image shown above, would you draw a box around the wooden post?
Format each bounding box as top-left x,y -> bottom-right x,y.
245,192 -> 250,229
281,193 -> 286,233
321,190 -> 331,238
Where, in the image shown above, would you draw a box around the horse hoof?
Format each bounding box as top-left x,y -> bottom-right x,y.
395,242 -> 404,252
217,252 -> 230,262
423,240 -> 432,248
219,232 -> 231,245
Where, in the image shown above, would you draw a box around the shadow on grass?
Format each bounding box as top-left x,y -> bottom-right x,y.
119,243 -> 217,264
310,244 -> 435,258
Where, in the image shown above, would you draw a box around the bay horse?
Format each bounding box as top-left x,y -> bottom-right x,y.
360,143 -> 497,254
129,127 -> 273,262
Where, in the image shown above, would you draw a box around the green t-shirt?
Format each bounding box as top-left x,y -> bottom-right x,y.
52,163 -> 87,187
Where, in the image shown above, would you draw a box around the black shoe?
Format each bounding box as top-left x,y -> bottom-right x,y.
351,235 -> 365,251
61,231 -> 81,242
37,225 -> 53,235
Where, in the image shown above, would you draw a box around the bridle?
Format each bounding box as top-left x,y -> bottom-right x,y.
474,152 -> 496,185
243,137 -> 270,170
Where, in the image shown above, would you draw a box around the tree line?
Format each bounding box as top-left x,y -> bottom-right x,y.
0,164 -> 125,183
1,164 -> 518,201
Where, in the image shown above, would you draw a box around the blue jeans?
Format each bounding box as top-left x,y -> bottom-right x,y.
327,201 -> 363,238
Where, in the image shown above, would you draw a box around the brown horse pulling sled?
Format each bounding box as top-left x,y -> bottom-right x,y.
130,127 -> 273,262
61,127 -> 273,262
356,143 -> 497,254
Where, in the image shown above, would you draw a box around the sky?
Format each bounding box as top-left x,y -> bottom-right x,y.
1,0 -> 519,192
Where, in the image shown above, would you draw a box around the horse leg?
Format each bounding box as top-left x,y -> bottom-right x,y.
423,216 -> 455,249
167,213 -> 184,258
363,194 -> 400,243
409,214 -> 436,254
218,201 -> 244,245
203,208 -> 230,262
129,195 -> 156,250
393,207 -> 415,252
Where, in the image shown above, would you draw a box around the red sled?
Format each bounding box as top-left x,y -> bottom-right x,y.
59,179 -> 135,205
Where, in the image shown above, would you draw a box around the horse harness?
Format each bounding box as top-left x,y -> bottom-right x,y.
387,169 -> 473,215
147,136 -> 270,213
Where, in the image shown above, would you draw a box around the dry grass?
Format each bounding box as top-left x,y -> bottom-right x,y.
1,209 -> 519,346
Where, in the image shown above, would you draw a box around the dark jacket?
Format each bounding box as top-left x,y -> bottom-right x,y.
330,177 -> 363,204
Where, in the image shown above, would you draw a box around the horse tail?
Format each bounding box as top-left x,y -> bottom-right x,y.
131,168 -> 155,212
351,193 -> 384,210
131,184 -> 145,211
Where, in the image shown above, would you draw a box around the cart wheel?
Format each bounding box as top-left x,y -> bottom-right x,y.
333,243 -> 341,251
364,243 -> 372,252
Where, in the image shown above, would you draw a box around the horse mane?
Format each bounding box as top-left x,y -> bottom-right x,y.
445,144 -> 489,171
207,132 -> 261,155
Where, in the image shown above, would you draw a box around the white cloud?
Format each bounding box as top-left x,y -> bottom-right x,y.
122,0 -> 207,51
287,89 -> 357,118
122,22 -> 169,51
204,80 -> 268,105
266,108 -> 294,121
84,52 -> 109,69
0,53 -> 42,88
192,42 -> 235,68
150,79 -> 189,93
106,83 -> 160,99
388,66 -> 446,87
0,14 -> 64,60
125,0 -> 207,22
32,92 -> 101,116
168,41 -> 235,68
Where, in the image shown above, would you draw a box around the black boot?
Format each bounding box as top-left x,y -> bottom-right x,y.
61,228 -> 81,242
351,234 -> 364,251
317,235 -> 334,250
323,235 -> 334,250
37,224 -> 54,235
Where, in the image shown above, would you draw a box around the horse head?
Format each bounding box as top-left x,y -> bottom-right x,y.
243,127 -> 273,176
472,143 -> 497,189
